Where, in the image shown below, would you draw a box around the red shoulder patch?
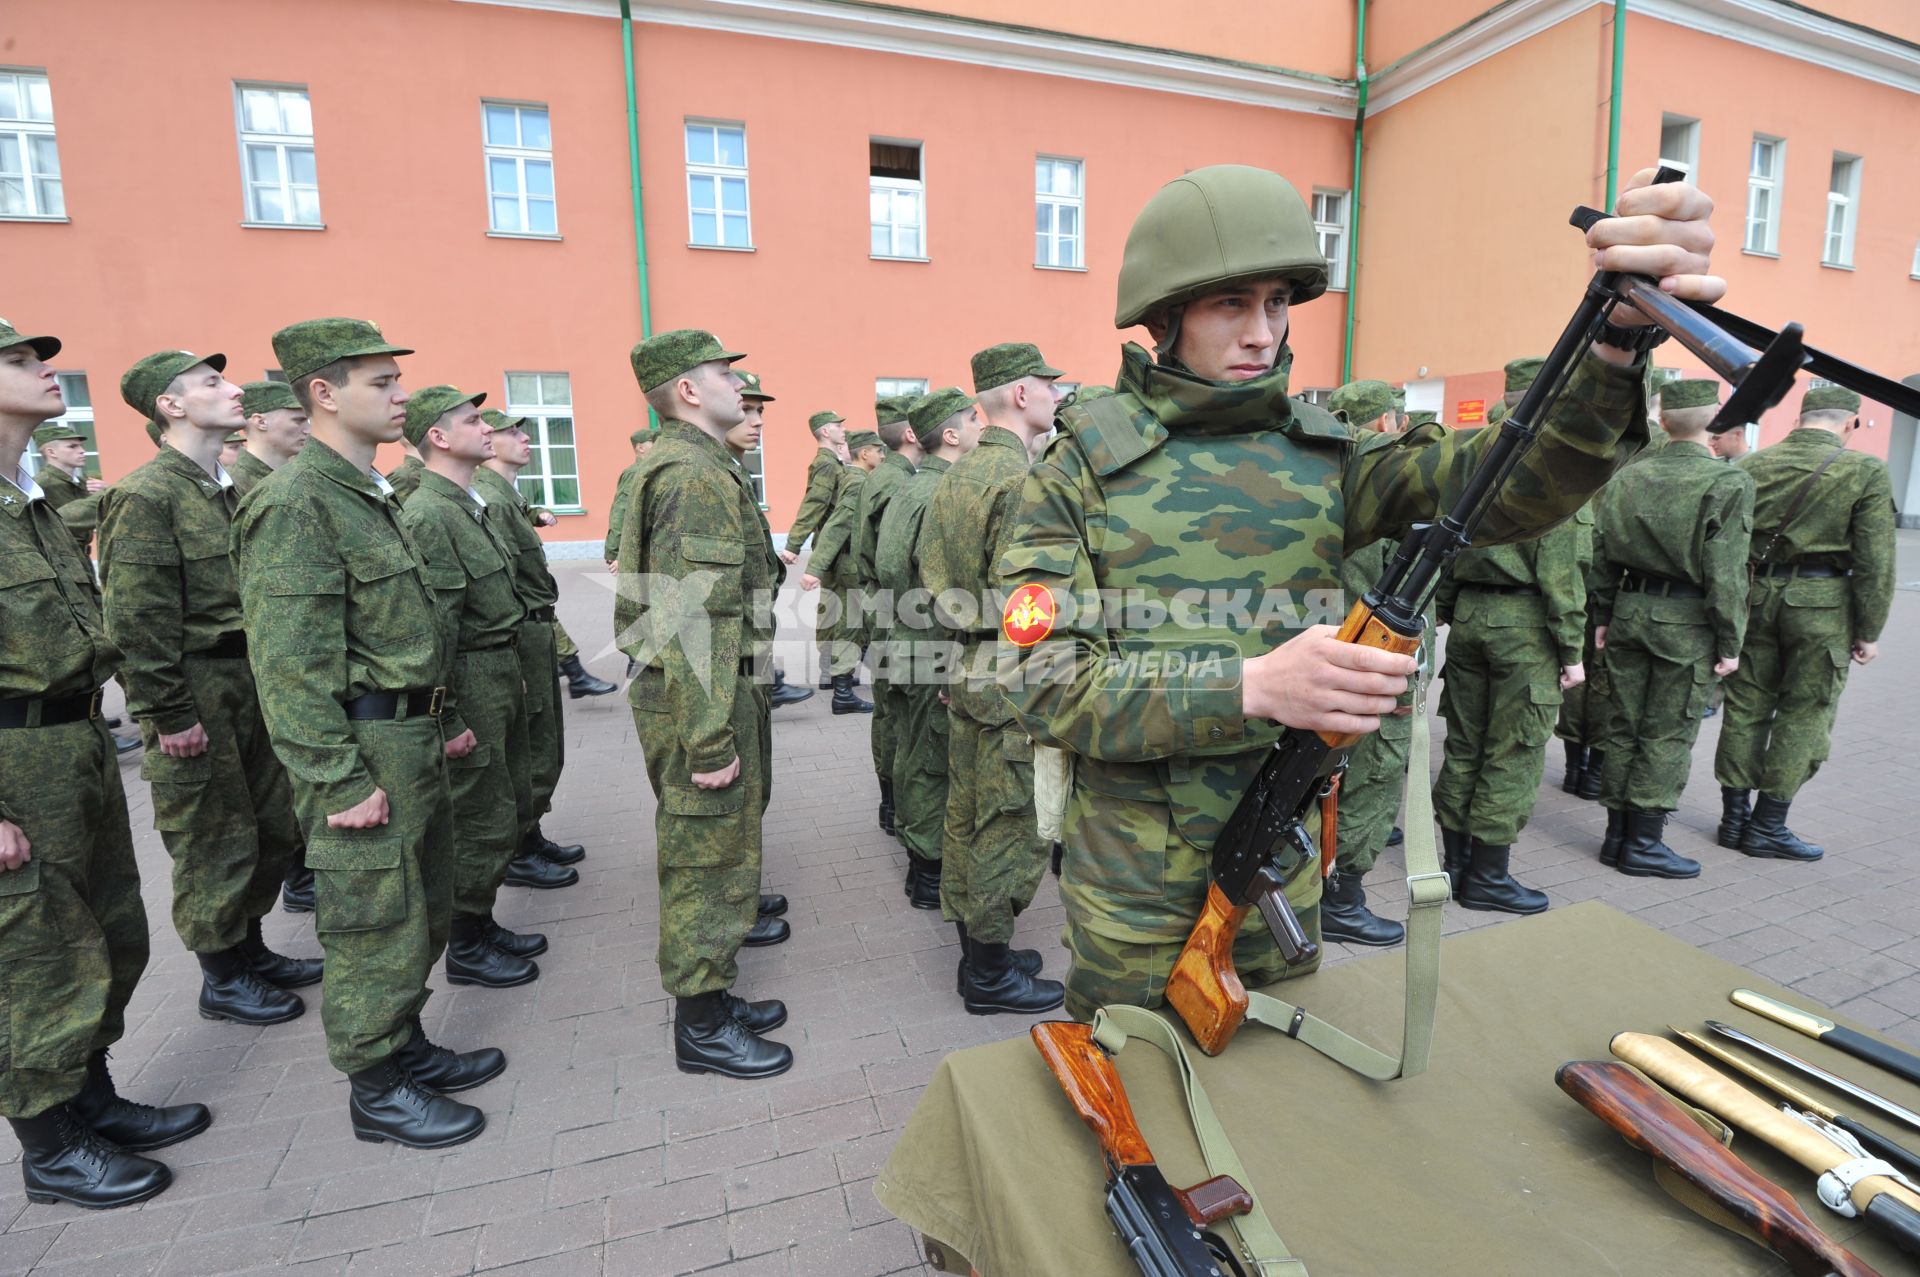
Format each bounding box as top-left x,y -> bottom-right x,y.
1002,583 -> 1057,648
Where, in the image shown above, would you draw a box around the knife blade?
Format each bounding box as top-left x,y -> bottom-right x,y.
1733,988 -> 1920,1091
1705,1020 -> 1920,1136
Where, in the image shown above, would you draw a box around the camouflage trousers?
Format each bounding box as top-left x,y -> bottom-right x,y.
939,676 -> 1046,944
1334,712 -> 1411,877
631,669 -> 766,998
517,618 -> 563,837
1599,595 -> 1716,812
553,618 -> 579,661
1555,623 -> 1610,747
871,643 -> 908,782
1714,576 -> 1853,800
891,680 -> 950,862
291,717 -> 452,1075
1433,617 -> 1562,844
814,570 -> 861,678
448,648 -> 532,917
0,719 -> 148,1118
141,654 -> 300,953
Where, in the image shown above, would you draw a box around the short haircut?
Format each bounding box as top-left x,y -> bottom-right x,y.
1659,405 -> 1717,434
1800,407 -> 1854,429
291,355 -> 361,412
976,382 -> 1019,418
877,420 -> 915,449
643,380 -> 680,420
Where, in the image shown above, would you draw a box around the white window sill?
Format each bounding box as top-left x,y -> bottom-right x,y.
1740,247 -> 1780,259
0,214 -> 69,224
488,230 -> 563,242
689,242 -> 755,252
1324,285 -> 1350,294
1818,260 -> 1854,272
241,220 -> 326,231
548,506 -> 586,517
871,254 -> 931,263
1034,262 -> 1087,273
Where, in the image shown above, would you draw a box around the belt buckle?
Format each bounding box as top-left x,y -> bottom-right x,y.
427,687 -> 447,718
88,688 -> 104,721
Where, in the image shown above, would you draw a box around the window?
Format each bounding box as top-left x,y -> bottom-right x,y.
1295,388 -> 1334,409
1912,239 -> 1920,279
265,368 -> 288,383
739,440 -> 766,507
685,120 -> 749,249
484,102 -> 556,236
1745,134 -> 1783,255
1312,190 -> 1349,290
24,373 -> 98,479
235,84 -> 320,226
505,372 -> 579,510
875,377 -> 928,402
870,140 -> 924,259
1824,153 -> 1861,268
1035,156 -> 1083,269
1658,114 -> 1700,181
0,69 -> 62,219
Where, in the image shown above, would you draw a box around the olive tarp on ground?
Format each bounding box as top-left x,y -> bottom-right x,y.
874,902 -> 1920,1276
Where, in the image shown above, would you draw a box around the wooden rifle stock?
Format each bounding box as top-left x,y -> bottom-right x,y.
1558,1060 -> 1883,1277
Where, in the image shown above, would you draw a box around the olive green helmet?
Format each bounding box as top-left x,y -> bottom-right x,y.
1114,165 -> 1329,329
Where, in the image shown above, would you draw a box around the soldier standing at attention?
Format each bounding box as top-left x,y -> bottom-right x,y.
923,346 -> 1065,1012
30,421 -> 103,553
616,331 -> 792,1080
996,165 -> 1716,1019
230,381 -> 309,499
803,430 -> 881,713
234,318 -> 506,1148
1713,384 -> 1895,860
862,397 -> 921,834
99,350 -> 321,1027
780,410 -> 846,688
1710,421 -> 1752,462
1589,378 -> 1753,878
0,319 -> 210,1208
475,411 -> 591,881
385,438 -> 426,504
603,425 -> 657,571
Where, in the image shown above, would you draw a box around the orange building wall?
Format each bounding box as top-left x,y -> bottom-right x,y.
1367,0 -> 1505,69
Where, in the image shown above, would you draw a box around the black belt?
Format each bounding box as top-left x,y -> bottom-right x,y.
526,606 -> 556,623
344,688 -> 445,721
1461,582 -> 1539,596
1756,562 -> 1849,579
189,631 -> 248,659
0,688 -> 104,729
1619,572 -> 1705,599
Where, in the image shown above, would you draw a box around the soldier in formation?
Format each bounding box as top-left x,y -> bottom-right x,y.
862,397 -> 921,838
780,409 -> 852,695
801,427 -> 882,713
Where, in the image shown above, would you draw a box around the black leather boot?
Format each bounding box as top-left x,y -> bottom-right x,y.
769,668 -> 814,708
1717,787 -> 1753,850
961,938 -> 1065,1015
1617,809 -> 1701,879
10,1104 -> 171,1208
1440,827 -> 1472,900
1458,841 -> 1549,915
743,914 -> 791,947
73,1051 -> 211,1152
757,894 -> 788,918
906,853 -> 942,910
877,778 -> 895,835
1386,826 -> 1404,848
675,991 -> 793,1079
238,915 -> 324,989
1575,750 -> 1605,802
525,823 -> 585,866
559,654 -> 616,699
1561,740 -> 1588,795
394,1017 -> 507,1093
347,1058 -> 486,1148
1600,807 -> 1626,867
1740,794 -> 1823,862
830,673 -> 872,714
503,847 -> 579,889
198,947 -> 304,1025
281,862 -> 315,914
727,994 -> 788,1034
1318,869 -> 1404,947
953,922 -> 1041,995
446,912 -> 539,988
485,917 -> 548,959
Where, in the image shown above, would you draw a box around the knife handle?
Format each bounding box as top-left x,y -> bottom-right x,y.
1840,1116 -> 1920,1184
1830,1026 -> 1920,1092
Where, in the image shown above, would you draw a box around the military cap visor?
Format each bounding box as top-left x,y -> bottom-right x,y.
480,408 -> 530,433
119,350 -> 230,421
272,318 -> 412,384
734,370 -> 775,402
846,429 -> 883,452
630,329 -> 744,392
1659,379 -> 1720,410
1801,383 -> 1861,414
402,385 -> 488,446
970,343 -> 1065,394
32,423 -> 85,445
0,319 -> 61,361
808,410 -> 845,430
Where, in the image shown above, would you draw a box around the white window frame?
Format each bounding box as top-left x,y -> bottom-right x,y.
1745,134 -> 1784,256
1658,113 -> 1700,182
1035,155 -> 1084,271
504,372 -> 582,513
24,372 -> 97,479
875,377 -> 928,402
738,438 -> 767,508
234,82 -> 322,228
482,100 -> 558,238
684,119 -> 751,251
869,139 -> 926,261
1312,189 -> 1350,291
1911,238 -> 1920,280
1823,152 -> 1861,269
0,68 -> 64,220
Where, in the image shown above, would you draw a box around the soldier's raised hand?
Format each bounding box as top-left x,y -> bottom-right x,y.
1586,167 -> 1725,324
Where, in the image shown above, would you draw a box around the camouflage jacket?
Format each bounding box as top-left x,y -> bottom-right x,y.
605,458 -> 644,562
399,469 -> 527,712
231,438 -> 452,812
1739,427 -> 1897,642
854,452 -> 916,638
785,448 -> 841,550
229,446 -> 275,498
0,467 -> 119,704
1436,517 -> 1589,666
923,427 -> 1031,722
472,464 -> 560,613
997,341 -> 1644,850
96,447 -> 244,733
613,420 -> 774,774
1591,438 -> 1754,660
734,455 -> 786,592
39,463 -> 94,551
386,453 -> 425,505
36,463 -> 87,516
808,465 -> 867,579
877,455 -> 951,637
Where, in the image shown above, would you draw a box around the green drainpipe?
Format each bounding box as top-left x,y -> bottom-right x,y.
620,0 -> 654,342
1605,0 -> 1626,209
1340,0 -> 1368,386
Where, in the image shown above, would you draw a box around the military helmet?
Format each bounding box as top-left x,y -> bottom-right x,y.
1115,165 -> 1328,329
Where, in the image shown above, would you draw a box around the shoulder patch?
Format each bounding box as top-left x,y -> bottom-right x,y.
1002,582 -> 1057,648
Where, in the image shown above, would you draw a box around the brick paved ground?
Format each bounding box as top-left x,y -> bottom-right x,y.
2,533 -> 1915,1276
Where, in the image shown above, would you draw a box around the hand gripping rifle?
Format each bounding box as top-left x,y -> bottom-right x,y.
1166,168 -> 1920,1058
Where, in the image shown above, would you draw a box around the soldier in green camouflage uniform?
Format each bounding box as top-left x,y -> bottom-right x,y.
862,396 -> 920,835
923,347 -> 1065,1012
1590,378 -> 1753,878
616,330 -> 792,1081
807,429 -> 882,712
0,319 -> 210,1209
783,410 -> 847,689
385,445 -> 425,504
99,350 -> 319,1028
29,421 -> 99,555
604,425 -> 657,568
1713,383 -> 1897,860
879,393 -> 982,909
997,165 -> 1706,1020
230,380 -> 308,500
234,318 -> 504,1150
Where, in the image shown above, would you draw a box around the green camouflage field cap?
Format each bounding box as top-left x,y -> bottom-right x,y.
628,426 -> 655,445
481,408 -> 529,433
875,396 -> 912,426
808,410 -> 844,433
1802,383 -> 1862,414
1407,410 -> 1438,429
240,380 -> 301,417
1505,357 -> 1545,393
630,328 -> 743,391
908,387 -> 976,439
0,318 -> 60,360
736,369 -> 775,402
846,429 -> 882,452
1487,400 -> 1510,425
120,349 -> 229,424
145,419 -> 165,447
272,318 -> 412,384
1328,379 -> 1395,427
31,422 -> 84,446
402,385 -> 487,446
970,343 -> 1064,394
1659,378 -> 1720,410
224,430 -> 246,444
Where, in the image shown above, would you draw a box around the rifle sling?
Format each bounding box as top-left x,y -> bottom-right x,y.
1758,443 -> 1847,566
